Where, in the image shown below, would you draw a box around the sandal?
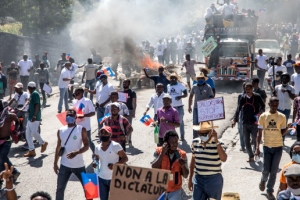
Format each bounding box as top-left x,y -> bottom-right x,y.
259,181 -> 266,192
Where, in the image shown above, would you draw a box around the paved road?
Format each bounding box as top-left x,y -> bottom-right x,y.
2,76 -> 293,200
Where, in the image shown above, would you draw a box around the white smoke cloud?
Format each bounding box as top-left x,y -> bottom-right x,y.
68,0 -> 210,61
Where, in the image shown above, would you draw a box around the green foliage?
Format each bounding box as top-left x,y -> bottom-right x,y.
0,0 -> 74,36
0,23 -> 22,35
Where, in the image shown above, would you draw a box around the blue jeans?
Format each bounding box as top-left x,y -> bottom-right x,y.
193,108 -> 198,138
99,177 -> 111,200
84,79 -> 95,102
174,106 -> 185,136
58,88 -> 69,111
243,124 -> 258,159
0,141 -> 19,175
261,146 -> 283,193
238,113 -> 245,149
87,130 -> 95,153
56,164 -> 86,200
166,189 -> 181,200
192,173 -> 223,200
97,107 -> 106,130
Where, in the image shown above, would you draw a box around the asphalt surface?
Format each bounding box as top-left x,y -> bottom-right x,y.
0,75 -> 295,200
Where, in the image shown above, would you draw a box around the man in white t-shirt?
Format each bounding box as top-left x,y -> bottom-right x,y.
84,74 -> 114,130
167,73 -> 188,141
72,87 -> 96,155
18,54 -> 33,92
93,126 -> 128,200
68,57 -> 84,102
156,39 -> 166,64
274,73 -> 295,127
53,109 -> 89,200
255,49 -> 268,88
8,82 -> 29,133
82,58 -> 97,102
144,83 -> 166,121
221,0 -> 235,21
268,57 -> 287,86
291,64 -> 300,96
58,62 -> 72,113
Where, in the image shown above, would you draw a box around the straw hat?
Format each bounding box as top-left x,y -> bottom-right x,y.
194,72 -> 208,81
193,121 -> 218,131
199,66 -> 210,74
166,72 -> 181,81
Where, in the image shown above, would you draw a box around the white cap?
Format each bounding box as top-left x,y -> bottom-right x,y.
27,82 -> 36,88
14,82 -> 23,88
162,94 -> 172,100
111,102 -> 120,109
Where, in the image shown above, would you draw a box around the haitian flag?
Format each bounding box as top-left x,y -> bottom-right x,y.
77,103 -> 85,117
102,66 -> 115,77
81,172 -> 99,199
66,53 -> 71,60
140,115 -> 154,126
157,192 -> 166,200
98,113 -> 110,124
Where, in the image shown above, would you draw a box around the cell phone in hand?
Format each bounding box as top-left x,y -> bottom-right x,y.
174,150 -> 181,159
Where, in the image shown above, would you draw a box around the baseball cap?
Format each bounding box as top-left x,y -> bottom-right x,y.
162,94 -> 172,100
100,126 -> 112,134
111,102 -> 120,108
284,164 -> 300,177
27,82 -> 36,88
11,61 -> 15,64
14,82 -> 23,89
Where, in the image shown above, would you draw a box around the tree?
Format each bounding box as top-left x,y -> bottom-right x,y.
0,0 -> 74,36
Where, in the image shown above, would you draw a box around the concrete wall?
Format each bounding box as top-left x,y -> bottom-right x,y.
0,32 -> 69,68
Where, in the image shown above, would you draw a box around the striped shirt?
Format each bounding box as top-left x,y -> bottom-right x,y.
191,138 -> 222,175
103,115 -> 132,144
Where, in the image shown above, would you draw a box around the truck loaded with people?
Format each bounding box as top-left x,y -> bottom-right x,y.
203,1 -> 258,82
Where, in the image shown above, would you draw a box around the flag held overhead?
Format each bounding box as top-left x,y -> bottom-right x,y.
103,66 -> 115,77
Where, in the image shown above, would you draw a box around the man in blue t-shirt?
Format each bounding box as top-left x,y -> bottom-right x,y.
143,66 -> 170,93
283,54 -> 296,76
192,66 -> 215,97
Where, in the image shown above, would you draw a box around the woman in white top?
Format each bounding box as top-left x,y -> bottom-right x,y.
93,126 -> 128,200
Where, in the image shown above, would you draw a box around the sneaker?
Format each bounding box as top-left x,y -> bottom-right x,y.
41,142 -> 48,153
267,192 -> 275,200
13,172 -> 21,183
21,143 -> 29,149
58,110 -> 62,113
24,150 -> 36,157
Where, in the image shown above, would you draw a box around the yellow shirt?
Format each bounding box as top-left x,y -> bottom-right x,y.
258,111 -> 286,147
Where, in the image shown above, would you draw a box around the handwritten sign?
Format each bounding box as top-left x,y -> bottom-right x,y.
202,36 -> 217,57
118,92 -> 128,103
109,164 -> 170,200
197,97 -> 225,123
